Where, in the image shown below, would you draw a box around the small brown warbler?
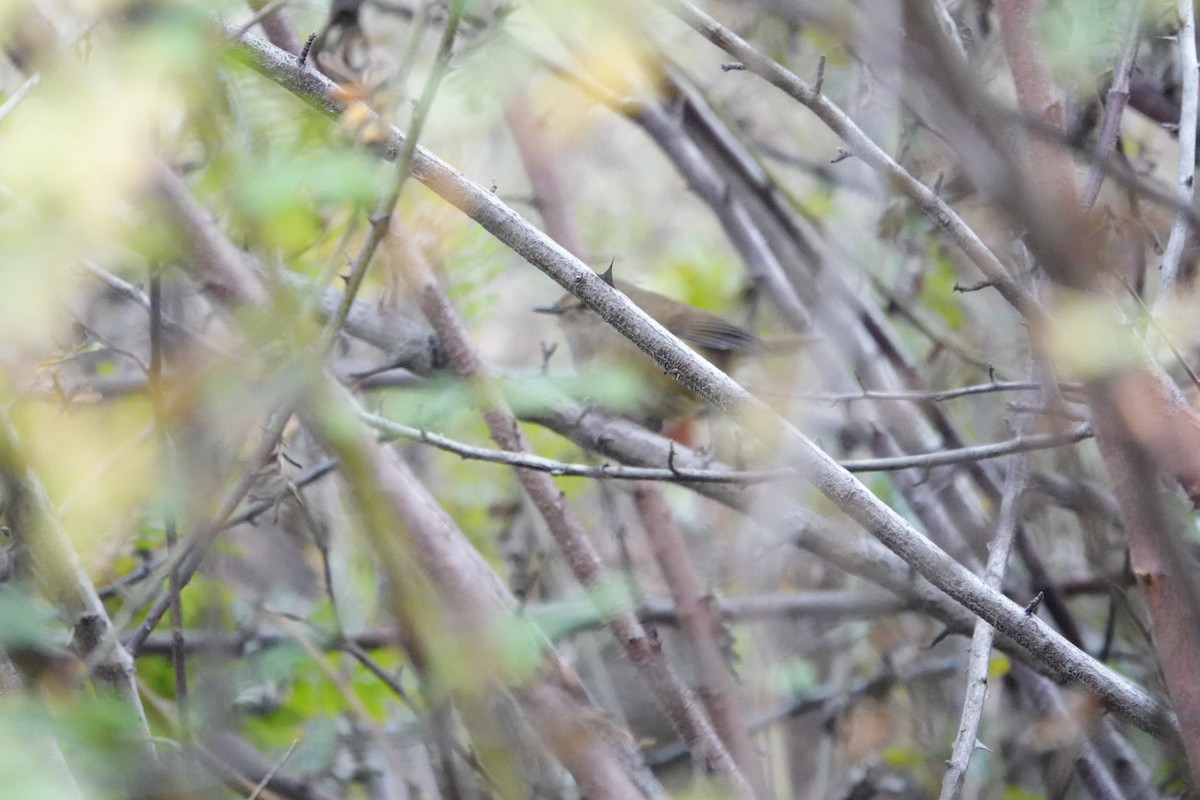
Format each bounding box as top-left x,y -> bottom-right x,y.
536,271 -> 806,424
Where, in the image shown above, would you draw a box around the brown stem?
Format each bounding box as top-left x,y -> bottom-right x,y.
632,483 -> 772,799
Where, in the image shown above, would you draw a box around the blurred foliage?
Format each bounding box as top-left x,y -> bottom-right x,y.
0,0 -> 1186,796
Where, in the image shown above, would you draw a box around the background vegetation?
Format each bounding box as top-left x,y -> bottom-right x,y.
0,0 -> 1197,798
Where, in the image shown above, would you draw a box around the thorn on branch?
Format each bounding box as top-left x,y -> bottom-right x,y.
721,61 -> 746,72
952,279 -> 999,293
815,54 -> 826,95
925,628 -> 952,649
299,31 -> 317,65
1023,590 -> 1045,616
830,148 -> 853,164
667,442 -> 681,477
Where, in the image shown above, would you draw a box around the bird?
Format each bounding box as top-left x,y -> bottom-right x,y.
535,268 -> 807,425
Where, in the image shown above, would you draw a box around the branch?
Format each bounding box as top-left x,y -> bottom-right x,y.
361,409 -> 1090,479
633,484 -> 771,798
940,362 -> 1039,800
1080,0 -> 1144,210
666,1 -> 1041,320
0,418 -> 156,764
1155,0 -> 1199,306
839,424 -> 1090,472
133,590 -> 908,654
238,0 -> 301,54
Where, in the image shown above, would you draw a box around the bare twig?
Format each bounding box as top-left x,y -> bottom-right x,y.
122,403 -> 295,655
231,0 -> 295,46
1155,0 -> 1199,306
236,0 -> 297,53
360,408 -> 1091,478
245,739 -> 298,800
839,425 -> 1091,472
0,16 -> 98,125
667,1 -> 1041,320
1081,0 -> 1144,209
633,484 -> 771,797
940,367 -> 1038,800
133,590 -> 907,654
803,380 -> 1084,403
0,72 -> 40,125
80,260 -> 232,356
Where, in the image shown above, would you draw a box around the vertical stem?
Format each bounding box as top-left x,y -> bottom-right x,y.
1155,0 -> 1198,306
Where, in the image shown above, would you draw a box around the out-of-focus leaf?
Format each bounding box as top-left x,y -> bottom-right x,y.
1048,293 -> 1140,377
921,243 -> 965,330
1037,0 -> 1122,85
988,653 -> 1011,680
767,657 -> 818,696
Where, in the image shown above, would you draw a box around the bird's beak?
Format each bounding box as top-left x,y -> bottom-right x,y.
533,303 -> 564,315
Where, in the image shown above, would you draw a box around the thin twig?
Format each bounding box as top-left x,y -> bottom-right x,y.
246,739 -> 298,800
633,484 -> 771,797
840,425 -> 1090,472
122,404 -> 295,655
801,381 -> 1084,402
0,73 -> 40,126
1081,0 -> 1144,209
940,364 -> 1039,800
1155,0 -> 1199,306
360,409 -> 1092,477
668,1 -> 1041,320
0,16 -> 99,125
230,0 -> 293,43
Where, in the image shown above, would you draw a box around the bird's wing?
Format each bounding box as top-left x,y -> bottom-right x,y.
667,315 -> 764,354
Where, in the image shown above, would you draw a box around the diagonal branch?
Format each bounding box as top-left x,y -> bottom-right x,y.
666,1 -> 1041,320
1081,0 -> 1144,210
